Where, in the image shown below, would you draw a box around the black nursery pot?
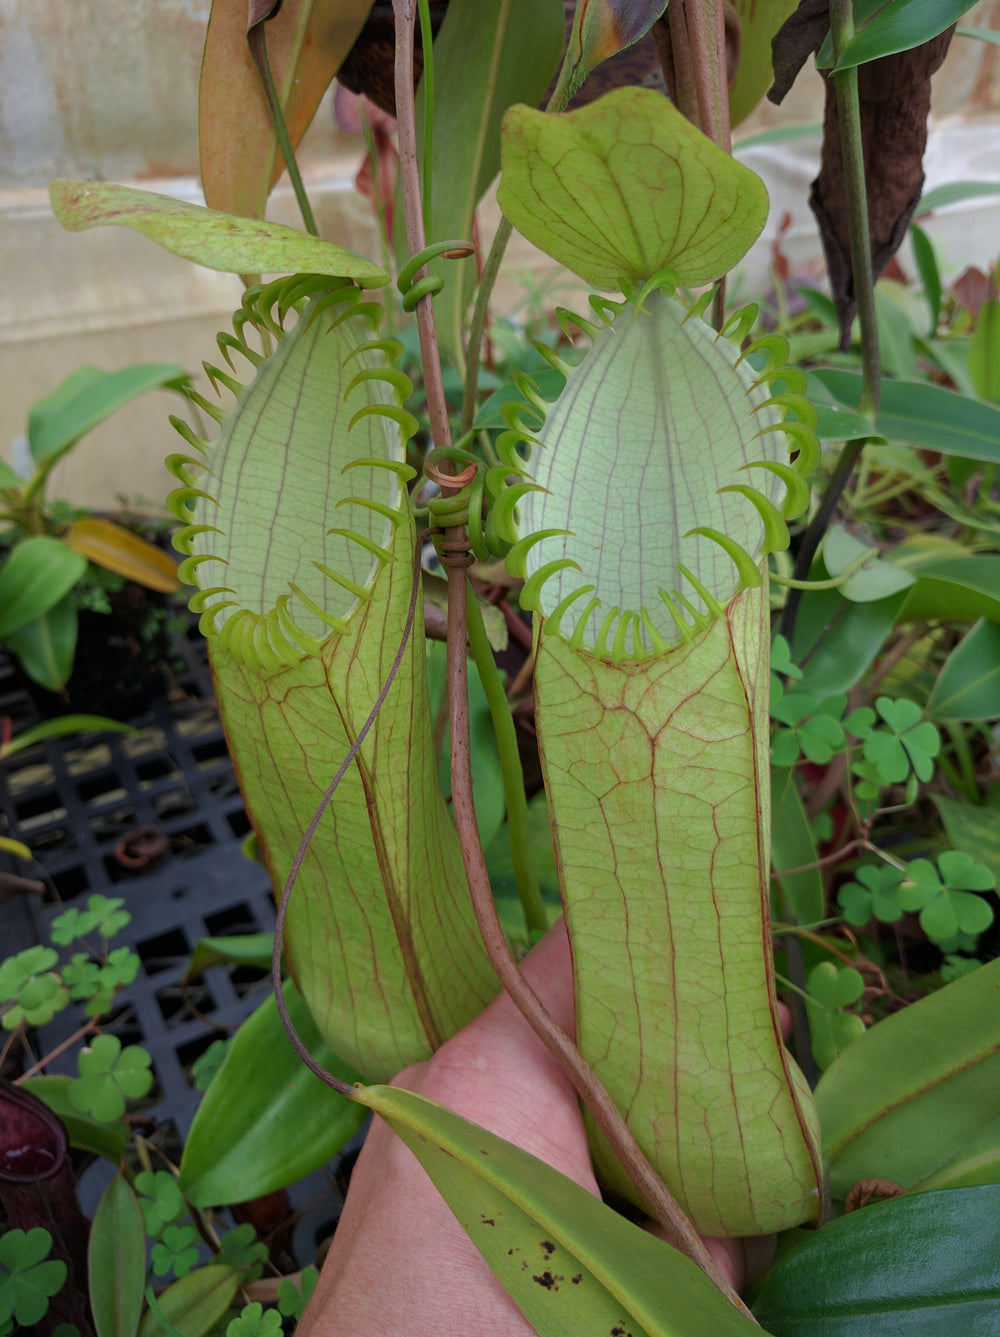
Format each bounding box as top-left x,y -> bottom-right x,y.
22,583 -> 177,722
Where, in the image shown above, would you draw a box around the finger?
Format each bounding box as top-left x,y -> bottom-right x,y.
487,914 -> 576,1037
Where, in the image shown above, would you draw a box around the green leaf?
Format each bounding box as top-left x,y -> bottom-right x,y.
2,714 -> 133,759
771,769 -> 825,924
792,581 -> 910,697
897,852 -> 995,943
728,0 -> 802,126
354,1084 -> 761,1337
733,121 -> 823,152
837,862 -> 906,927
21,1076 -> 129,1162
484,792 -> 563,942
0,537 -> 86,640
177,981 -> 365,1207
276,1266 -> 318,1319
0,1228 -> 67,1328
751,1186 -> 1000,1334
89,1175 -> 145,1337
969,298 -> 1000,401
150,1226 -> 200,1281
933,793 -> 1000,886
413,0 -> 564,356
224,1303 -> 282,1337
216,1225 -> 267,1281
184,934 -> 274,981
28,364 -> 189,466
910,223 -> 941,334
861,696 -> 939,785
816,0 -> 979,71
70,1035 -> 153,1121
875,286 -> 919,381
804,962 -> 866,1070
814,401 -> 883,442
809,367 -> 1000,461
497,87 -> 768,289
2,597 -> 78,692
0,947 -> 69,1030
134,1171 -> 185,1239
190,1039 -> 230,1092
0,457 -> 24,488
927,619 -> 1000,720
918,178 -> 1000,213
816,959 -> 1000,1198
136,1266 -> 242,1337
897,555 -> 1000,623
823,526 -> 915,603
49,181 -> 388,287
956,25 -> 1000,46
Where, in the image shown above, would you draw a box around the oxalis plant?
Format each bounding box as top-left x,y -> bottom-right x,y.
16,0 -> 1000,1332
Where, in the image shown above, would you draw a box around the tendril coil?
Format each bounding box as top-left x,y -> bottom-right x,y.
396,239 -> 474,311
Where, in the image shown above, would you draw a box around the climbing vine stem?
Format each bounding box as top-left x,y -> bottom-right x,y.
247,22 -> 319,237
781,0 -> 881,643
393,0 -> 453,456
465,583 -> 547,936
442,552 -> 755,1318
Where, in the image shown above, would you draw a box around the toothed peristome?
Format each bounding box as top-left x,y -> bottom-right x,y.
500,281 -> 817,661
168,275 -> 416,667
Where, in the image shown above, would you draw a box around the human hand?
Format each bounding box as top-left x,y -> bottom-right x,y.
298,919 -> 770,1336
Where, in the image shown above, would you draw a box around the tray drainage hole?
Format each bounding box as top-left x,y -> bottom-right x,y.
137,928 -> 191,977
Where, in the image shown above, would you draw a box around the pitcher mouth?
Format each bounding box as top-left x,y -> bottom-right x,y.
167,276 -> 417,667
500,280 -> 817,661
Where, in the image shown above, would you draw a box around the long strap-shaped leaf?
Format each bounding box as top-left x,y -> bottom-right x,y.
816,956 -> 1000,1198
356,1084 -> 763,1337
169,279 -> 496,1080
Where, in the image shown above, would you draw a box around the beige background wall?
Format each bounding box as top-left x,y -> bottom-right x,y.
1,0 -> 998,510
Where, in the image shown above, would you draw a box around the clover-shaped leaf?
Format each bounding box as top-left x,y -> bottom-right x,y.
84,948 -> 140,1018
50,894 -> 129,947
69,1034 -> 153,1121
277,1266 -> 319,1319
770,634 -> 803,705
226,1301 -> 283,1337
50,907 -> 94,947
804,962 -> 866,1070
771,692 -> 847,766
0,947 -> 69,1031
934,928 -> 981,956
941,954 -> 981,983
843,706 -> 875,740
863,696 -> 940,785
62,954 -> 101,1001
837,862 -> 907,927
897,852 -> 996,943
85,894 -> 130,939
134,1170 -> 185,1239
190,1038 -> 230,1092
218,1224 -> 268,1282
0,1228 -> 67,1327
150,1223 -> 200,1279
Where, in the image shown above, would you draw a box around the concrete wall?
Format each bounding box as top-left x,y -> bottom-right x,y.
1,0 -> 998,509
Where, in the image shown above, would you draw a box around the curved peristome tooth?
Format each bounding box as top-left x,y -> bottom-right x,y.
512,287 -> 808,656
170,280 -> 416,666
